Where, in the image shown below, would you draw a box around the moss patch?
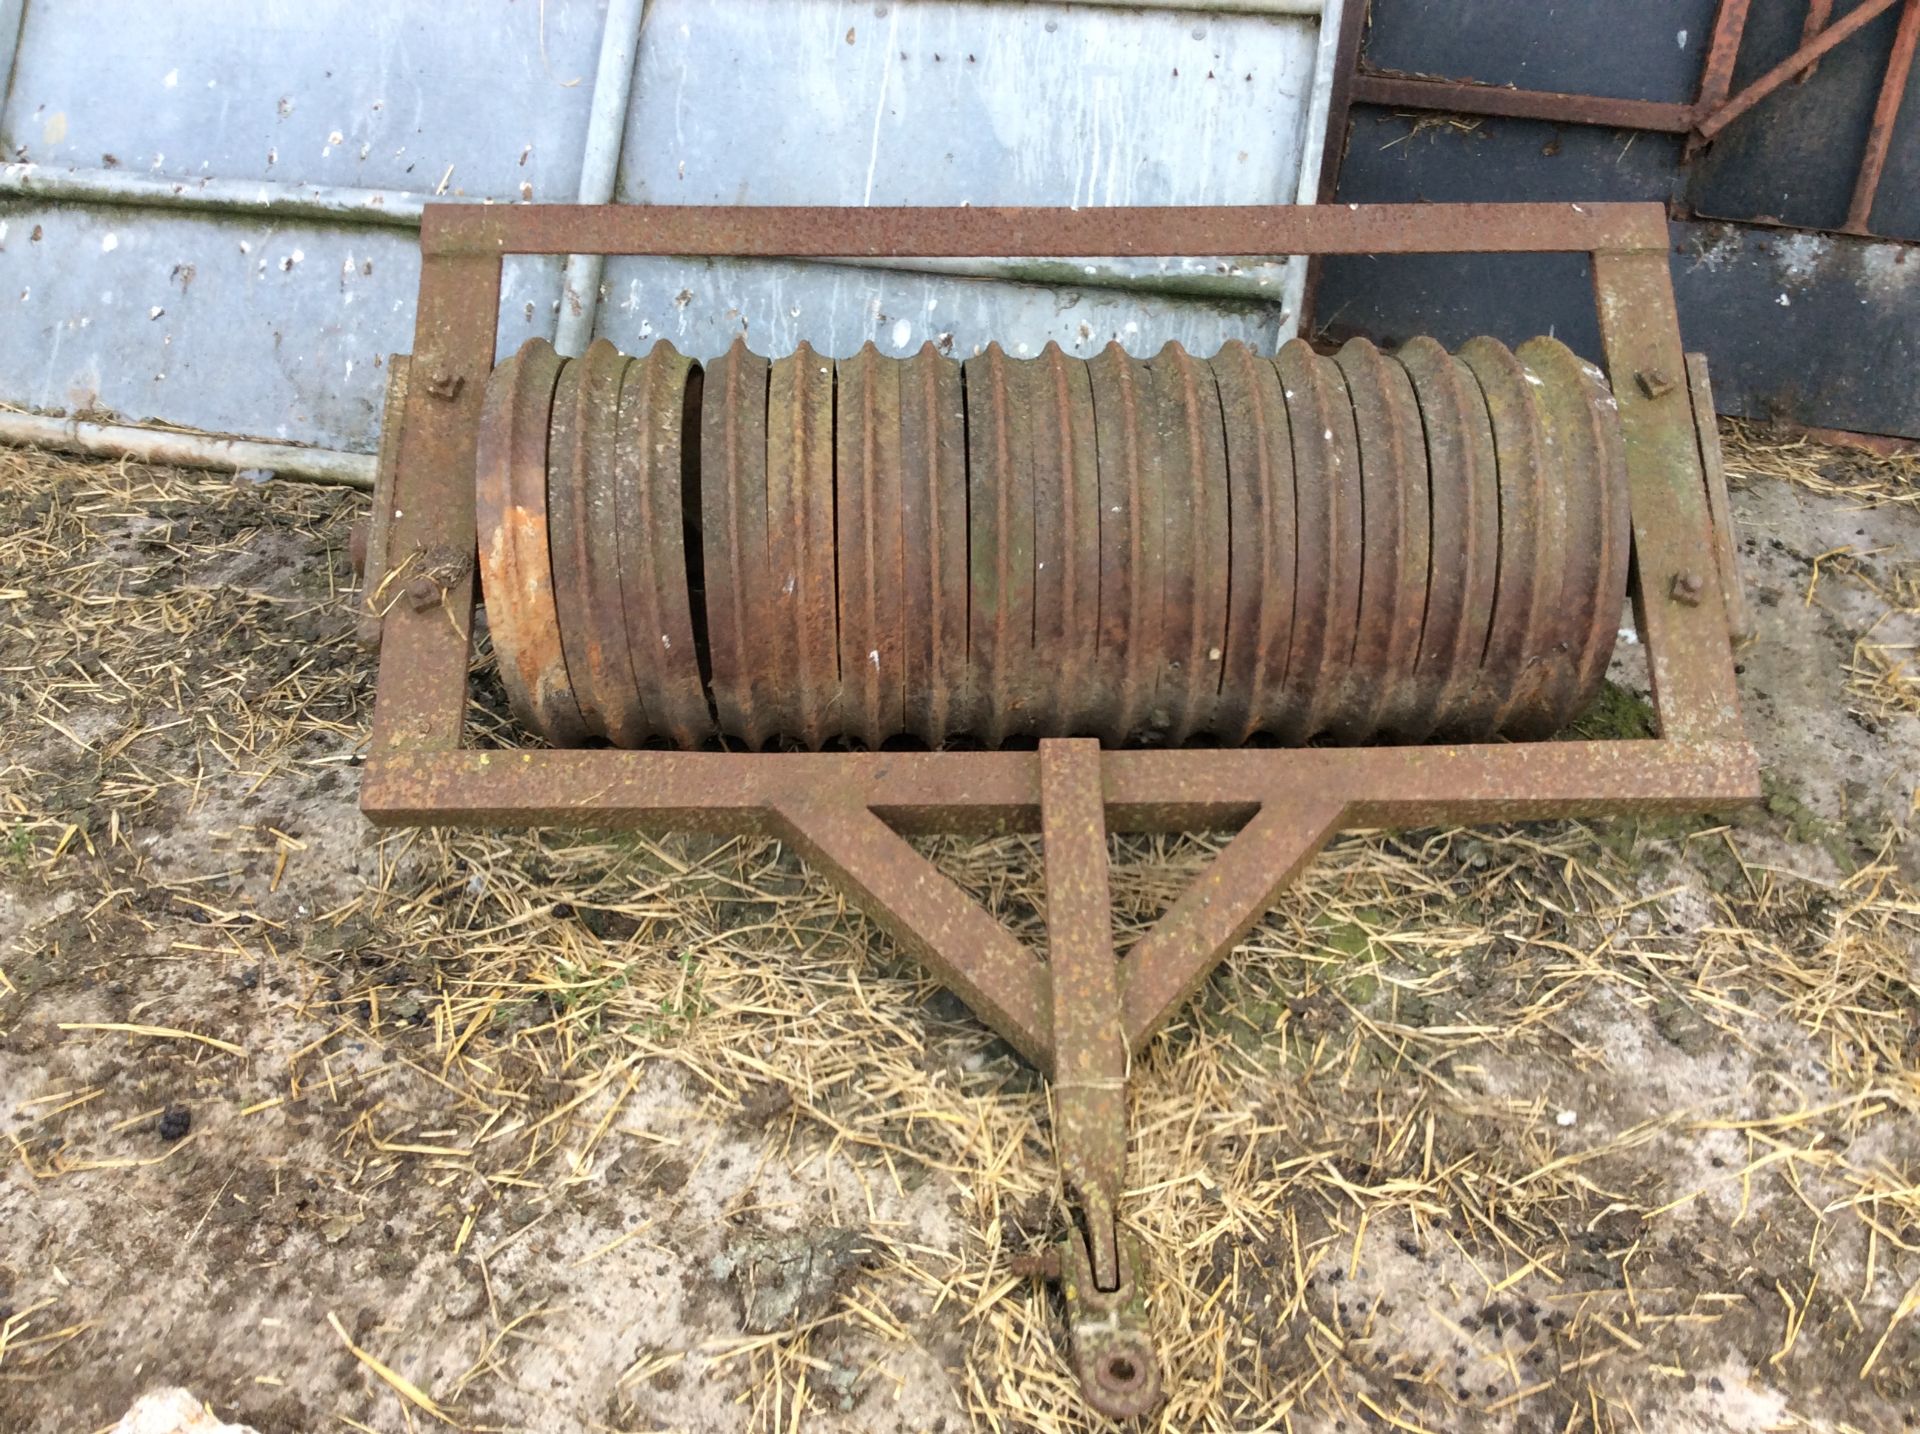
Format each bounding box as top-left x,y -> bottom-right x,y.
1567,680 -> 1657,741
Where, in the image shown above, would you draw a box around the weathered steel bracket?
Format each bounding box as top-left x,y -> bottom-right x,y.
768,739 -> 1341,1415
1685,350 -> 1753,644
359,202 -> 1761,1417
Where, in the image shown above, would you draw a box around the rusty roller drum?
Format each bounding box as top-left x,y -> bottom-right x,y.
475,332 -> 1629,750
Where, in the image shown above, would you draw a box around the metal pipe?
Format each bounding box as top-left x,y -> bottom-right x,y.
0,163 -> 425,228
0,0 -> 28,119
0,410 -> 375,489
554,0 -> 650,357
830,253 -> 1287,302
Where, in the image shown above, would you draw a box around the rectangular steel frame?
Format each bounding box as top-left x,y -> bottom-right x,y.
361,201 -> 1759,1412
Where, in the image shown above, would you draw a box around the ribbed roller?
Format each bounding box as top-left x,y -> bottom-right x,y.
1088,344 -> 1163,744
611,340 -> 712,748
476,338 -> 584,745
898,343 -> 969,748
475,333 -> 1629,751
699,340 -> 772,749
963,344 -> 1038,747
836,344 -> 906,751
1211,341 -> 1294,748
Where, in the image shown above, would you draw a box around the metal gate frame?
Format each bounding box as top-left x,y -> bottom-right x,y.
359,200 -> 1758,1416
1331,0 -> 1920,239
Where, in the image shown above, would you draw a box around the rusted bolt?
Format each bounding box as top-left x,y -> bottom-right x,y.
1635,369 -> 1675,399
425,368 -> 464,400
404,576 -> 442,612
1010,1250 -> 1063,1281
1669,571 -> 1706,606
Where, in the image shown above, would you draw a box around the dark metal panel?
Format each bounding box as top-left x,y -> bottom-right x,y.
1323,80 -> 1920,437
1361,0 -> 1722,104
1686,0 -> 1920,237
1669,220 -> 1920,434
1314,250 -> 1603,363
1318,108 -> 1677,363
1316,214 -> 1920,438
1335,106 -> 1686,204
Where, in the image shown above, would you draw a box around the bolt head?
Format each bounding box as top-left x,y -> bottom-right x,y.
1010,1250 -> 1063,1281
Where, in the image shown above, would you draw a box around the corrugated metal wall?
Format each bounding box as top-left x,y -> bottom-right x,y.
0,0 -> 1344,454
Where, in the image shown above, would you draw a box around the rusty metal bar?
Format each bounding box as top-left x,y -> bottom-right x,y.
1298,0 -> 1373,336
368,252 -> 498,755
1844,0 -> 1920,232
1695,0 -> 1905,140
1038,740 -> 1128,1294
768,799 -> 1053,1070
420,201 -> 1672,259
1037,740 -> 1163,1420
1685,352 -> 1753,644
1800,0 -> 1836,80
1591,250 -> 1745,743
354,356 -> 411,647
1314,0 -> 1370,201
1696,0 -> 1756,115
361,741 -> 1758,835
1118,797 -> 1347,1050
1349,73 -> 1696,133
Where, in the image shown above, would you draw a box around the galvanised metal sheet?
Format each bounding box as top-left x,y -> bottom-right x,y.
621,0 -> 1322,207
603,0 -> 1328,355
0,0 -> 596,449
3,0 -> 604,199
590,254 -> 1288,362
0,204 -> 559,447
0,0 -> 1340,452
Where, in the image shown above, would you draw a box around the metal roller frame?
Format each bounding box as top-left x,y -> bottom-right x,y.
359,201 -> 1758,1418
